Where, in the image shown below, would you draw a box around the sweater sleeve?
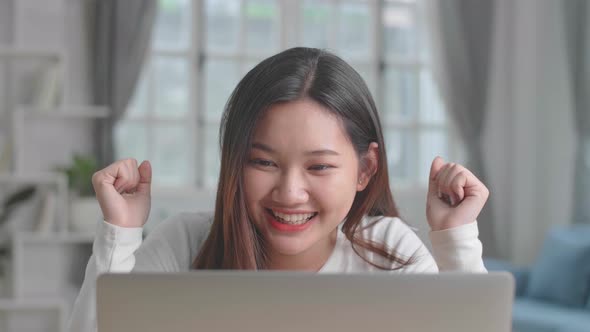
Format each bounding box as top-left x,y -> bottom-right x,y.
66,220 -> 143,332
373,217 -> 440,274
66,212 -> 208,332
428,221 -> 487,272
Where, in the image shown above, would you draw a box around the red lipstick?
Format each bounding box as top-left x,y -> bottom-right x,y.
265,210 -> 317,232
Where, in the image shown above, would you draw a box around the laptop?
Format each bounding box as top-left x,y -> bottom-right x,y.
97,271 -> 514,332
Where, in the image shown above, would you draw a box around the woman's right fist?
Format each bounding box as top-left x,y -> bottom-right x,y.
91,158 -> 152,228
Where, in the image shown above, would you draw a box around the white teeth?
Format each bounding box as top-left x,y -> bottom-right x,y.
272,211 -> 316,224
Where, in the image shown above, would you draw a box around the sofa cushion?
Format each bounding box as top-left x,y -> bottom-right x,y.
526,225 -> 590,307
512,298 -> 590,332
484,258 -> 530,297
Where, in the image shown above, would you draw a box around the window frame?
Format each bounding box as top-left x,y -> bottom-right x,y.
117,0 -> 461,191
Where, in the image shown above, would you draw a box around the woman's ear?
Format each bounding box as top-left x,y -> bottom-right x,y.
357,142 -> 379,191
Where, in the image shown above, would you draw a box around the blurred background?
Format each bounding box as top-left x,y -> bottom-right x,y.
0,0 -> 587,331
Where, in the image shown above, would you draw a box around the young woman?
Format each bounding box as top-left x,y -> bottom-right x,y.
67,47 -> 488,331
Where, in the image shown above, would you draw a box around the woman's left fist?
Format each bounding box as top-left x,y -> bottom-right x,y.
426,156 -> 490,231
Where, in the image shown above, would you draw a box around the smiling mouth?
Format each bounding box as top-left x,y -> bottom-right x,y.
266,209 -> 318,225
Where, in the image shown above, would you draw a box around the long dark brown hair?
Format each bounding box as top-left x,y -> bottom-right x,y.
193,47 -> 417,270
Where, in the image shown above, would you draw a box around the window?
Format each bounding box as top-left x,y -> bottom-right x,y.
115,0 -> 194,188
116,0 -> 460,190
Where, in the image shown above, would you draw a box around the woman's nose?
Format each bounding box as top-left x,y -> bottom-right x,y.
271,169 -> 309,205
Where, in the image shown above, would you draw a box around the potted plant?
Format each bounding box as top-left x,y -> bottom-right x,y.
56,154 -> 101,233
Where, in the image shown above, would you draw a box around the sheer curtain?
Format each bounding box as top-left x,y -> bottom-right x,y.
563,0 -> 590,224
425,0 -> 497,255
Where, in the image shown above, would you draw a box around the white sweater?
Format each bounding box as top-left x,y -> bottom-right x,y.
67,212 -> 487,332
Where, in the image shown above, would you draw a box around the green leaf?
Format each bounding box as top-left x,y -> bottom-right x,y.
55,154 -> 98,197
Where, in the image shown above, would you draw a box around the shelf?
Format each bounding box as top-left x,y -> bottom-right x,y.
12,232 -> 93,300
14,231 -> 94,244
0,172 -> 69,233
0,172 -> 67,184
0,298 -> 66,332
11,105 -> 109,179
0,298 -> 66,311
0,47 -> 61,60
1,8 -> 105,332
15,105 -> 110,118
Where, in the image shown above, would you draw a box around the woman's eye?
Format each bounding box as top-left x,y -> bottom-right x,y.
309,164 -> 332,171
251,159 -> 276,167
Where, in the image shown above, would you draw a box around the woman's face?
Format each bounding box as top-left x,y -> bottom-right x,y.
243,98 -> 366,269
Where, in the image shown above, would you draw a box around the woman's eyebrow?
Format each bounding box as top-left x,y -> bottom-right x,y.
252,142 -> 275,154
251,142 -> 340,156
305,149 -> 340,156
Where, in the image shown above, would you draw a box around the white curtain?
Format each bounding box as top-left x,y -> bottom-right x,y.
563,0 -> 590,224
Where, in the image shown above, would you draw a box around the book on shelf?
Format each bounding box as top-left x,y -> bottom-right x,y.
35,190 -> 56,233
32,64 -> 62,110
0,132 -> 10,173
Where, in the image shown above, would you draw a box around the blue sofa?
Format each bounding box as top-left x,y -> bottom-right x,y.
485,225 -> 590,332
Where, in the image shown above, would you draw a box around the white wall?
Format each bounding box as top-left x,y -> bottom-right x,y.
485,0 -> 576,265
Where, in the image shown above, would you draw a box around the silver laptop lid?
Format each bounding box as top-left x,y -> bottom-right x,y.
97,271 -> 514,332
